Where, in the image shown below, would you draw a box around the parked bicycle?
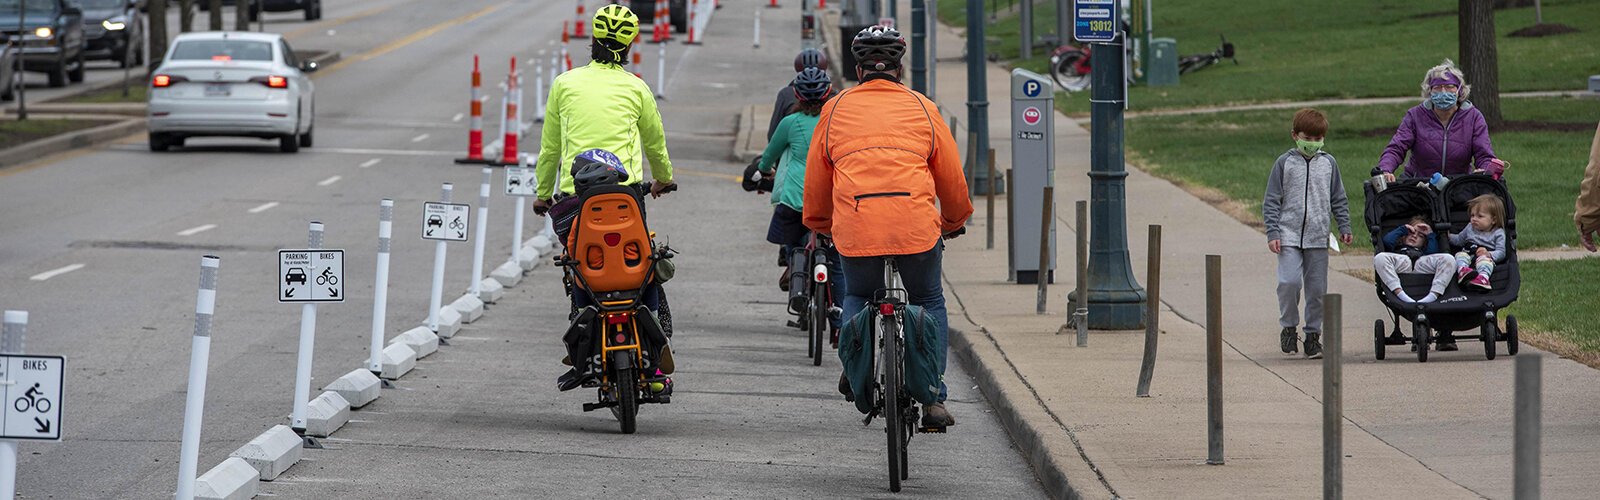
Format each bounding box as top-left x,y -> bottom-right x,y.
1177,35 -> 1237,75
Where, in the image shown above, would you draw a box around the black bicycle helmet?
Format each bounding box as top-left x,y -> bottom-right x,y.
793,48 -> 829,72
792,67 -> 832,102
571,148 -> 629,194
851,25 -> 906,72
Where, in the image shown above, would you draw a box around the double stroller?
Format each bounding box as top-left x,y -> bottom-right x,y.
1365,173 -> 1521,362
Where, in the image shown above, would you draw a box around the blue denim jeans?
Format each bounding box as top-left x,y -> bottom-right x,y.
840,243 -> 948,402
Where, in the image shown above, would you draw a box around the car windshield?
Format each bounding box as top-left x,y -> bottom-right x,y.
0,0 -> 58,14
170,40 -> 274,62
79,0 -> 126,9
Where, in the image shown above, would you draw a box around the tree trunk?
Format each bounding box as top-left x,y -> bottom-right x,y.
1459,0 -> 1503,128
149,0 -> 168,70
179,0 -> 194,32
235,0 -> 251,30
208,0 -> 223,30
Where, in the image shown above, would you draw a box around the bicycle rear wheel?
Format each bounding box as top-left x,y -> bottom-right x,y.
809,298 -> 825,366
883,319 -> 904,492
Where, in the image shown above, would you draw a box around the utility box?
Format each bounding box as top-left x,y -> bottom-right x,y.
1146,38 -> 1179,87
1589,75 -> 1600,93
1010,69 -> 1056,285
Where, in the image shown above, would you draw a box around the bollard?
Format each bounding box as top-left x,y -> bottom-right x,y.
428,184 -> 454,333
368,200 -> 393,380
176,256 -> 220,500
512,161 -> 527,269
1075,201 -> 1088,347
515,64 -> 526,138
454,56 -> 487,164
1322,294 -> 1342,500
631,38 -> 644,78
686,0 -> 699,45
534,54 -> 546,122
1136,224 -> 1160,394
0,310 -> 25,500
290,223 -> 323,441
498,59 -> 519,166
1206,254 -> 1224,465
470,168 -> 491,297
1036,186 -> 1052,314
753,10 -> 760,48
572,0 -> 586,38
1514,354 -> 1542,500
986,148 -> 996,250
561,24 -> 573,72
656,41 -> 668,99
1006,169 -> 1016,281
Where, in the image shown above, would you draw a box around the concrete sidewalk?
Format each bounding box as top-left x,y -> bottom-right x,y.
923,15 -> 1600,500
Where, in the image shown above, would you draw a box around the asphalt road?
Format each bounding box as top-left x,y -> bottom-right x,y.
0,1 -> 1044,497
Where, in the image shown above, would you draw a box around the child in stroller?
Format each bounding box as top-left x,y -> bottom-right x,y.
1373,215 -> 1453,304
1366,173 -> 1521,361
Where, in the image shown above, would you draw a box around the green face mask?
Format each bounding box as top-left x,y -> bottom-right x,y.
1296,138 -> 1324,156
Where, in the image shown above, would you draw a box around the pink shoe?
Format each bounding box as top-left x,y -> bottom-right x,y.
1456,266 -> 1476,284
1469,274 -> 1491,291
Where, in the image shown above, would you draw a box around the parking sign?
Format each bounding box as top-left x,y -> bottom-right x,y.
1073,0 -> 1118,43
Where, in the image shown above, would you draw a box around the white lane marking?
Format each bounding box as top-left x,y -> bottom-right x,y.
411,133 -> 430,143
30,263 -> 85,281
315,147 -> 456,156
177,224 -> 218,236
451,113 -> 464,122
249,202 -> 280,213
359,158 -> 382,168
318,175 -> 343,186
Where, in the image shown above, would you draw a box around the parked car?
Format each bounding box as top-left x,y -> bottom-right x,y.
0,0 -> 86,88
79,0 -> 143,68
200,0 -> 322,22
147,31 -> 318,153
0,33 -> 19,101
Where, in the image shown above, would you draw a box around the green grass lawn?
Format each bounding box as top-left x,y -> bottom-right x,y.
1124,96 -> 1600,250
60,84 -> 148,104
0,119 -> 109,150
1509,257 -> 1600,363
937,0 -> 1600,114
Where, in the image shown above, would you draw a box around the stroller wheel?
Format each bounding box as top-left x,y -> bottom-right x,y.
1481,319 -> 1497,361
1373,319 -> 1386,361
1414,321 -> 1430,363
1506,315 -> 1519,355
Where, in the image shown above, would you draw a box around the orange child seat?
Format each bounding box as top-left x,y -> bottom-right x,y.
566,185 -> 655,296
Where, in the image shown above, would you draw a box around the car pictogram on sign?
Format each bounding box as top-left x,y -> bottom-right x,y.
285,267 -> 308,285
427,215 -> 444,228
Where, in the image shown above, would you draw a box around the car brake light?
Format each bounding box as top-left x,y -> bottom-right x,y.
211,55 -> 232,61
248,75 -> 289,88
879,303 -> 895,316
152,74 -> 188,87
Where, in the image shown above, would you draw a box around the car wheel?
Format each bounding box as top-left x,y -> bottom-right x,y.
1,70 -> 15,101
149,132 -> 170,152
279,134 -> 300,153
68,51 -> 85,84
298,125 -> 313,148
305,1 -> 321,21
47,59 -> 67,88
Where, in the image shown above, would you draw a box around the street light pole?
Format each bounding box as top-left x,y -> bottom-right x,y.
15,0 -> 26,120
910,0 -> 925,94
965,0 -> 990,195
1080,30 -> 1146,329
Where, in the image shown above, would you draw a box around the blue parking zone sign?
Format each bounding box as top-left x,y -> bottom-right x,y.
1073,0 -> 1118,43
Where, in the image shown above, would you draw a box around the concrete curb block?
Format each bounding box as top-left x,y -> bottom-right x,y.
517,247 -> 540,270
304,391 -> 351,438
0,118 -> 144,170
528,234 -> 555,253
733,104 -> 769,162
490,260 -> 522,287
194,457 -> 259,500
451,294 -> 485,323
436,307 -> 463,337
477,277 -> 505,303
393,326 -> 438,358
325,369 -> 381,409
379,342 -> 417,379
228,424 -> 302,481
949,327 -> 1108,500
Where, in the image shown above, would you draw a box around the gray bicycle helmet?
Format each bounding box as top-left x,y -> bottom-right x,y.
793,67 -> 832,102
851,25 -> 906,72
571,148 -> 629,194
793,48 -> 829,72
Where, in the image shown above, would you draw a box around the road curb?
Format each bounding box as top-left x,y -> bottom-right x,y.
304,391 -> 351,438
0,118 -> 144,170
393,326 -> 439,358
451,294 -> 485,323
732,104 -> 768,162
948,326 -> 1114,500
379,342 -> 418,379
477,278 -> 505,303
326,369 -> 381,409
194,457 -> 258,500
228,424 -> 302,481
435,307 -> 463,337
490,260 -> 522,287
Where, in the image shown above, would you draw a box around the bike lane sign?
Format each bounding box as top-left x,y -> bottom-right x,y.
422,202 -> 471,242
505,167 -> 536,197
0,355 -> 65,441
279,249 -> 345,303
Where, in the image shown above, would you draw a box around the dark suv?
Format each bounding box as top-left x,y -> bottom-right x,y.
0,0 -> 86,87
200,0 -> 322,22
79,0 -> 142,68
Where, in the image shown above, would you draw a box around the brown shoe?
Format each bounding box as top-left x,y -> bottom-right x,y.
778,269 -> 790,292
922,402 -> 955,427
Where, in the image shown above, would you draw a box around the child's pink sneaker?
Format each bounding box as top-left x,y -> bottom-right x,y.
1456,266 -> 1476,284
1469,274 -> 1491,291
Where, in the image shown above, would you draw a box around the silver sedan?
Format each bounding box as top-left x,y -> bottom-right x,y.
147,31 -> 318,153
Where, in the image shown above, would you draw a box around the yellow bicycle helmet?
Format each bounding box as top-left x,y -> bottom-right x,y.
592,4 -> 640,46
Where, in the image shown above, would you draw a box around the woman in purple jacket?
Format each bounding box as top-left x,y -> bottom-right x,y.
1375,60 -> 1508,182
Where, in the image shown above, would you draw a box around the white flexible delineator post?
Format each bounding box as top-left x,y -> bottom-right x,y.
176,256 -> 219,500
1,309 -> 27,500
290,223 -> 323,433
512,158 -> 527,267
427,184 -> 453,332
470,168 -> 491,296
534,54 -> 546,122
656,42 -> 667,99
369,200 -> 393,376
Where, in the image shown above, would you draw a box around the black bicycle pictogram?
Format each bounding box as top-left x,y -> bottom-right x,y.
315,267 -> 338,286
449,216 -> 466,230
14,383 -> 50,413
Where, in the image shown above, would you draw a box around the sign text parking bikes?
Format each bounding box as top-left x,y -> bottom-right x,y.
0,355 -> 65,441
423,202 -> 471,242
279,249 -> 345,303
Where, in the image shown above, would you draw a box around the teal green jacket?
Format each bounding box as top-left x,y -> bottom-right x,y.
758,112 -> 820,211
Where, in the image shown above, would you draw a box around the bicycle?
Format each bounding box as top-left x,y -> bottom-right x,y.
1177,35 -> 1237,75
786,232 -> 840,366
14,383 -> 50,413
315,268 -> 338,286
860,254 -> 948,492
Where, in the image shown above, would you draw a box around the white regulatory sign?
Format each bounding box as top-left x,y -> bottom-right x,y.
505,167 -> 536,197
279,249 -> 346,303
423,202 -> 471,242
0,355 -> 65,441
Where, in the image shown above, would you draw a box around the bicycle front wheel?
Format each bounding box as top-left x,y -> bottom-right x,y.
883,320 -> 904,492
809,298 -> 825,366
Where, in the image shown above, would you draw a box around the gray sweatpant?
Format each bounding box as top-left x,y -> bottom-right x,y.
1277,247 -> 1328,335
1373,253 -> 1454,296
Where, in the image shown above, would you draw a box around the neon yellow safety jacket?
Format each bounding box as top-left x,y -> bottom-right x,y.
535,61 -> 674,200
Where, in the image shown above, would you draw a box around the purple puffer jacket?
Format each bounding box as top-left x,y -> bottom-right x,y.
1376,103 -> 1501,178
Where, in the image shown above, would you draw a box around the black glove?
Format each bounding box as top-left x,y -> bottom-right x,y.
533,199 -> 552,216
943,227 -> 967,240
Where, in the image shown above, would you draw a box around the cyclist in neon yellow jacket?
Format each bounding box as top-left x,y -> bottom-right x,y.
534,4 -> 675,212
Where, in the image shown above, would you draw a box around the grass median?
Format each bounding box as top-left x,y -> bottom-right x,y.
0,119 -> 112,151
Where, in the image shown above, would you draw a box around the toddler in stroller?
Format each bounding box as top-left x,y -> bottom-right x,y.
1366,174 -> 1521,361
1373,215 -> 1453,304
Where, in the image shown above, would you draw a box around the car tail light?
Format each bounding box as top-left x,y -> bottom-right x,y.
249,75 -> 289,88
813,264 -> 828,283
879,303 -> 895,316
211,55 -> 232,61
152,74 -> 188,87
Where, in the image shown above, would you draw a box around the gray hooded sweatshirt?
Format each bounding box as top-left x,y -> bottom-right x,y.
1262,149 -> 1351,249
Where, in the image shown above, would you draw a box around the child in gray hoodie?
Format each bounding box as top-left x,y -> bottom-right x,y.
1262,108 -> 1352,359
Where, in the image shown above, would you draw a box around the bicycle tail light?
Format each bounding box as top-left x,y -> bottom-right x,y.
813,264 -> 828,283
879,303 -> 895,316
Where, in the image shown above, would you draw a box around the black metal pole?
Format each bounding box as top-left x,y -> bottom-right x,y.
1084,30 -> 1145,329
910,0 -> 926,94
965,0 -> 990,195
15,0 -> 25,120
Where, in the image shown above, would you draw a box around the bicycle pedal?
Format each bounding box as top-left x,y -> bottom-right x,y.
917,425 -> 948,434
786,320 -> 803,329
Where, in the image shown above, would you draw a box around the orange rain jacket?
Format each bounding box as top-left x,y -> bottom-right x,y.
802,78 -> 972,257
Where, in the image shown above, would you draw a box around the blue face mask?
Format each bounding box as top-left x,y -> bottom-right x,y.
1428,91 -> 1458,110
